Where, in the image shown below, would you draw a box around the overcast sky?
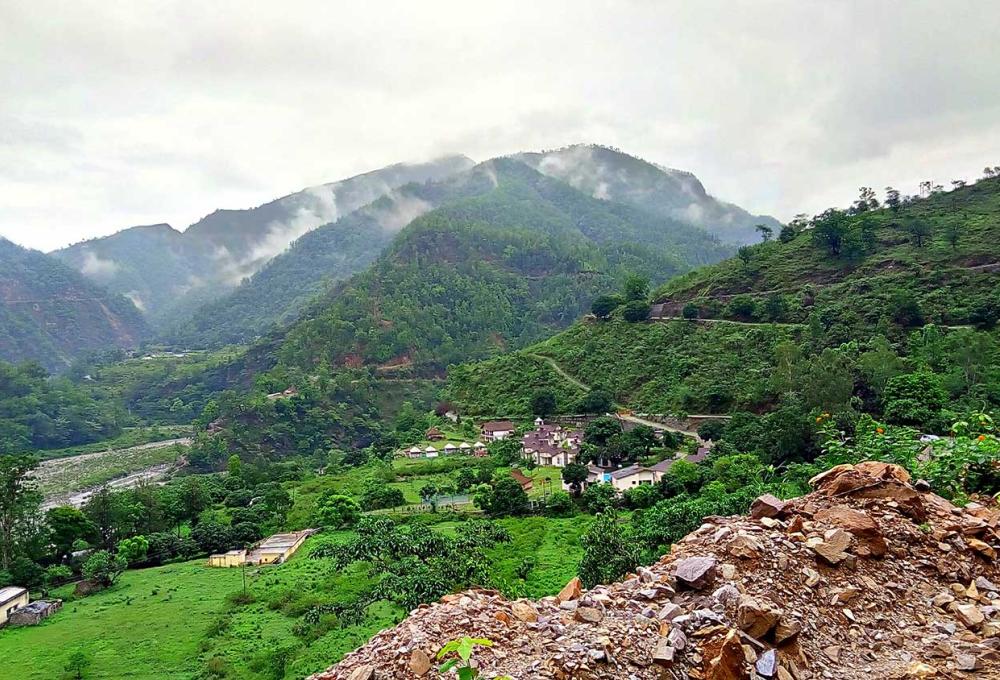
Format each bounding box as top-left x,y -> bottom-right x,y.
2,1 -> 999,252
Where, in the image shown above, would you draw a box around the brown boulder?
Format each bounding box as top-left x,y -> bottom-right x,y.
675,556 -> 718,590
737,595 -> 783,639
347,666 -> 376,680
557,577 -> 582,602
511,601 -> 538,622
409,649 -> 431,676
704,629 -> 750,680
750,494 -> 786,519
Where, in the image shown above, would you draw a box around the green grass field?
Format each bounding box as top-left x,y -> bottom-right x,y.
1,511 -> 592,680
0,560 -> 244,680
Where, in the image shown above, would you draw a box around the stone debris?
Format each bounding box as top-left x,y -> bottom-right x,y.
310,462 -> 1000,680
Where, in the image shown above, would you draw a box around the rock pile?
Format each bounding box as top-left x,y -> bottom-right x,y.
310,462 -> 1000,679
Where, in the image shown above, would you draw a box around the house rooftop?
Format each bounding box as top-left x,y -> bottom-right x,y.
0,586 -> 27,605
610,464 -> 644,480
481,420 -> 515,432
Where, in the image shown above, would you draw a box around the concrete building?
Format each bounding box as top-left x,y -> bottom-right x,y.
521,419 -> 583,468
208,529 -> 316,568
0,587 -> 29,626
480,420 -> 516,441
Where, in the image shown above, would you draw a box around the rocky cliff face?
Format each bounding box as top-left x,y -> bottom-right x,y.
312,462 -> 1000,679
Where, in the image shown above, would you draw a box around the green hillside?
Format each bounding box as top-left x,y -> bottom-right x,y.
53,157 -> 474,329
275,158 -> 731,374
448,178 -> 1000,444
166,162 -> 503,347
181,158 -> 731,464
0,238 -> 148,371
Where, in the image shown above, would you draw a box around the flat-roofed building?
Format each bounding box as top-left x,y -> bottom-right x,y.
0,587 -> 29,625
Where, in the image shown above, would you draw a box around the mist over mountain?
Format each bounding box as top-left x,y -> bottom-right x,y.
0,237 -> 148,370
51,155 -> 474,328
515,144 -> 781,245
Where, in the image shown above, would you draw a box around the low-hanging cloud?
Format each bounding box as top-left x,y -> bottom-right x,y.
79,251 -> 120,278
1,2 -> 1000,252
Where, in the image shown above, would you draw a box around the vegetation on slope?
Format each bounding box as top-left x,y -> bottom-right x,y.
276,158 -> 731,373
0,238 -> 147,371
0,360 -> 125,453
448,176 -> 1000,460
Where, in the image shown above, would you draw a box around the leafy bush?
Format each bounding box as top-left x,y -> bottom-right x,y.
578,511 -> 639,588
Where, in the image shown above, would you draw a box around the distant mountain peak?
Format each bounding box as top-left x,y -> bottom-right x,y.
514,145 -> 777,244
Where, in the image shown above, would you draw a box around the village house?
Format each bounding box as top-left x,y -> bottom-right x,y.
510,468 -> 534,492
208,529 -> 316,568
521,418 -> 583,468
609,463 -> 659,491
0,587 -> 29,626
480,420 -> 516,441
425,427 -> 445,441
561,463 -> 610,493
473,441 -> 488,457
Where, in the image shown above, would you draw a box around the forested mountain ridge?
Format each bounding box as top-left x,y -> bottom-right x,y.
448,176 -> 1000,448
52,156 -> 475,329
187,158 -> 733,464
515,144 -> 781,245
273,158 -> 732,374
0,238 -> 148,371
165,160 -> 514,347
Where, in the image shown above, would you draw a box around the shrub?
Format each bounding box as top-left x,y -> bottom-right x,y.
591,294 -> 624,319
621,301 -> 652,323
681,303 -> 699,319
623,484 -> 660,509
581,483 -> 618,514
544,490 -> 575,517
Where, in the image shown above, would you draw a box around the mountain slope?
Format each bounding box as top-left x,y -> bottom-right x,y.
515,144 -> 781,244
447,177 -> 1000,424
166,162 -> 507,347
52,156 -> 474,328
188,158 -> 733,463
0,238 -> 148,371
273,158 -> 733,375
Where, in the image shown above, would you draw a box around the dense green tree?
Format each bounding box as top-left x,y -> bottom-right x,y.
591,294 -> 624,319
530,389 -> 557,419
313,494 -> 361,529
581,483 -> 618,514
82,550 -> 127,587
578,511 -> 639,588
116,535 -> 149,565
811,208 -> 851,257
623,484 -> 659,509
473,476 -> 529,517
883,372 -> 947,428
0,455 -> 41,570
577,390 -> 614,414
561,462 -> 590,496
621,300 -> 652,323
46,507 -> 98,562
623,274 -> 650,302
585,416 -> 622,447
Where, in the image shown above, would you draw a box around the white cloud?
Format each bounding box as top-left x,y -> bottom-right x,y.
1,1 -> 999,252
79,251 -> 119,278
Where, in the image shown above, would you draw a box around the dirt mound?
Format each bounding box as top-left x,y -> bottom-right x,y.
311,462 -> 1000,679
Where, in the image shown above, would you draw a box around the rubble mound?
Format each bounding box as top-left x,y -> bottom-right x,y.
311,462 -> 1000,679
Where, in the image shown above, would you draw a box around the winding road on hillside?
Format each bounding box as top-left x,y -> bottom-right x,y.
528,352 -> 710,442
